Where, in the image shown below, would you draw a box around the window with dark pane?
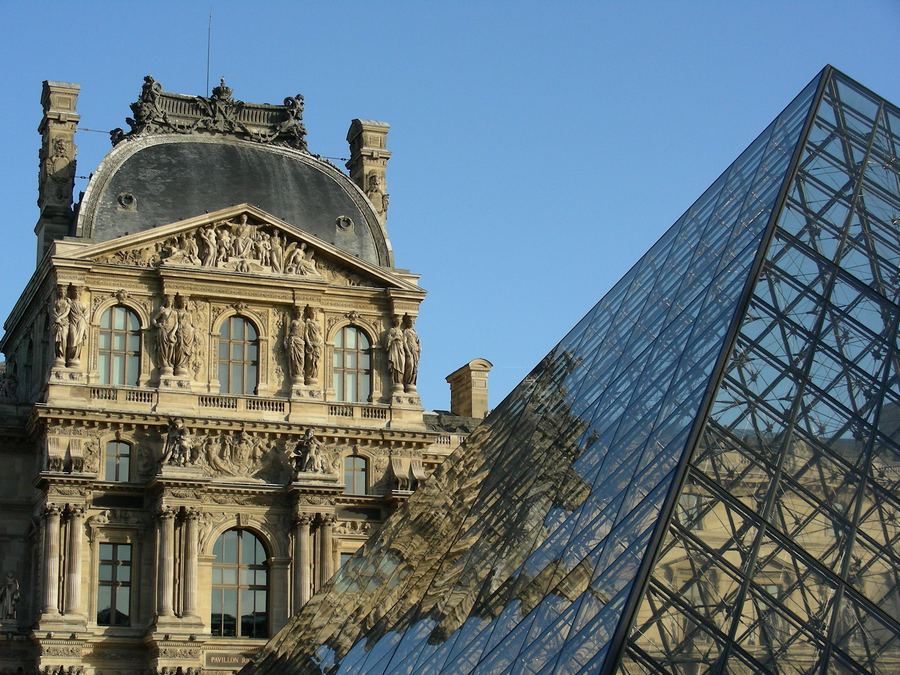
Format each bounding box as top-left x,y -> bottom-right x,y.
344,455 -> 368,495
98,305 -> 141,386
332,326 -> 372,402
211,529 -> 268,638
218,317 -> 259,396
96,543 -> 131,626
340,552 -> 356,568
104,440 -> 131,482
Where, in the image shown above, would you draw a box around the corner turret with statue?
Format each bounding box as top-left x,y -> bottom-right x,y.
0,76 -> 491,674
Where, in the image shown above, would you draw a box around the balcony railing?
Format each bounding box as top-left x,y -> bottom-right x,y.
199,395 -> 286,414
90,386 -> 158,406
329,403 -> 388,421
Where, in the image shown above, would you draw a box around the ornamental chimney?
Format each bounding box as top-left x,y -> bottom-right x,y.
346,119 -> 391,224
446,359 -> 493,420
35,81 -> 80,264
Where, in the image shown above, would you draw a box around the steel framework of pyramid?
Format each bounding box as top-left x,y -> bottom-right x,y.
246,66 -> 900,673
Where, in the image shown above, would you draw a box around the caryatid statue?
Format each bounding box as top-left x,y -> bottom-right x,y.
402,314 -> 421,392
173,294 -> 195,377
303,305 -> 323,385
65,285 -> 88,367
153,294 -> 178,375
284,306 -> 305,386
50,284 -> 71,367
0,572 -> 20,620
385,315 -> 406,394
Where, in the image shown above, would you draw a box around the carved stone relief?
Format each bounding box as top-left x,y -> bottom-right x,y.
97,214 -> 329,282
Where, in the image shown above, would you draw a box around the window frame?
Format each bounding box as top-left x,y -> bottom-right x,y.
343,455 -> 369,496
331,325 -> 372,403
104,440 -> 132,482
218,316 -> 260,396
98,305 -> 141,387
96,542 -> 132,627
210,529 -> 269,639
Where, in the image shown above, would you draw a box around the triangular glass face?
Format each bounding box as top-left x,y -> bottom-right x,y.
621,70 -> 900,673
245,68 -> 898,674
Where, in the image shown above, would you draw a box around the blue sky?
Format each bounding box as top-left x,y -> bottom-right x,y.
2,1 -> 898,411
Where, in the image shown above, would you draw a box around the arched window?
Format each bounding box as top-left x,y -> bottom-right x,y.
211,529 -> 268,638
344,455 -> 368,495
104,440 -> 131,482
218,317 -> 259,395
99,306 -> 141,386
332,326 -> 371,402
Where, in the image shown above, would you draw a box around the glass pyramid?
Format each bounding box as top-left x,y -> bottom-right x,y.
246,66 -> 900,674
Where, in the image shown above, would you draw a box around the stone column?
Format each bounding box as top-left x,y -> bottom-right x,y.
63,506 -> 84,615
41,504 -> 62,615
293,514 -> 312,613
318,514 -> 336,588
156,506 -> 176,618
182,508 -> 200,619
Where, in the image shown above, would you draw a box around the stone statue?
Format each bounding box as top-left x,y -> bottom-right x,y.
366,174 -> 389,216
0,372 -> 17,401
153,295 -> 178,375
173,294 -> 195,377
402,314 -> 421,391
161,417 -> 194,467
0,572 -> 19,620
304,306 -> 323,384
65,285 -> 88,367
284,307 -> 305,386
294,429 -> 327,475
200,225 -> 218,266
386,316 -> 406,393
232,214 -> 254,259
180,233 -> 200,265
270,232 -> 284,273
50,284 -> 70,367
217,227 -> 232,263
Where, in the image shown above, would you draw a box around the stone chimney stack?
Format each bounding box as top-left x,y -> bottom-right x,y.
446,359 -> 493,419
346,119 -> 391,224
35,81 -> 80,265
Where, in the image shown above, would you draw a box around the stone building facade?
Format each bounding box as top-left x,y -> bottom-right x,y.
0,78 -> 488,674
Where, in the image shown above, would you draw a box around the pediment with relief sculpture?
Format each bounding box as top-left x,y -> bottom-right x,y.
71,204 -> 417,291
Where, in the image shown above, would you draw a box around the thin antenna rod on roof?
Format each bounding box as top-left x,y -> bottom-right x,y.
206,10 -> 212,94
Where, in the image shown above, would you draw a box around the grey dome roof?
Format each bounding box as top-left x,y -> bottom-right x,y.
75,134 -> 391,266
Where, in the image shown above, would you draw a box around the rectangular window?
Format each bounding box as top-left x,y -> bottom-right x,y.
97,543 -> 132,626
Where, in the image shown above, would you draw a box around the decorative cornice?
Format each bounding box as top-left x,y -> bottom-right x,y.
111,75 -> 308,152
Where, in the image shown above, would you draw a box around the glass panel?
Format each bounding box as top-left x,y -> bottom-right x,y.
115,586 -> 130,624
223,588 -> 237,636
222,531 -> 238,563
125,355 -> 138,386
100,309 -> 111,329
346,328 -> 357,349
96,586 -> 111,625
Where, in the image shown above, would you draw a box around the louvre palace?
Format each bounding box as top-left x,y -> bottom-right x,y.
0,76 -> 490,673
246,66 -> 900,673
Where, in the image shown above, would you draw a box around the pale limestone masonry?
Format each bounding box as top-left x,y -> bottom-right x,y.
0,77 -> 484,674
446,358 -> 493,420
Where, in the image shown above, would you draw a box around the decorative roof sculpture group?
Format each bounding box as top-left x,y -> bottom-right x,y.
110,76 -> 308,151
